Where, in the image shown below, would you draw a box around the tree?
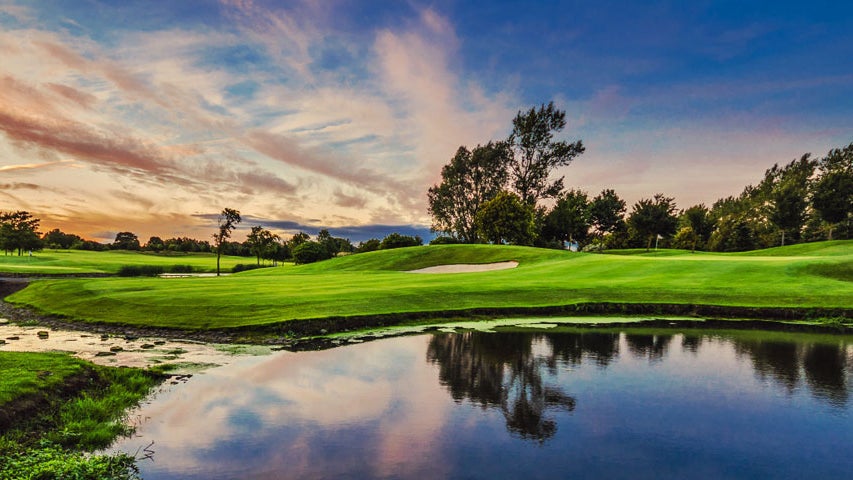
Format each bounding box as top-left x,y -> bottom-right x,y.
379,233 -> 423,250
144,236 -> 165,252
589,189 -> 627,238
628,194 -> 678,250
288,232 -> 310,250
812,143 -> 852,240
475,191 -> 536,245
680,204 -> 715,252
112,232 -> 140,250
247,225 -> 278,265
213,208 -> 241,276
428,142 -> 510,242
42,229 -> 83,249
541,189 -> 590,247
506,102 -> 585,205
0,211 -> 42,255
356,238 -> 381,253
768,155 -> 815,246
292,241 -> 330,264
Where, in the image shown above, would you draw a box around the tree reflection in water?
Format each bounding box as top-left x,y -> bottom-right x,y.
426,332 -> 575,442
427,330 -> 851,443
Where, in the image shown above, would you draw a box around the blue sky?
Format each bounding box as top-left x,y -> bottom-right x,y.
1,0 -> 851,243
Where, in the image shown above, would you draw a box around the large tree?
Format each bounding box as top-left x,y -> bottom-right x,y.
428,142 -> 510,242
680,204 -> 715,253
628,194 -> 678,250
0,211 -> 42,255
589,189 -> 626,237
768,154 -> 815,246
112,232 -> 140,250
475,191 -> 536,245
506,102 -> 585,206
811,143 -> 852,240
247,225 -> 278,265
213,208 -> 241,276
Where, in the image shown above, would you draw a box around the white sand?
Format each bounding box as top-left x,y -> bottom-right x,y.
407,261 -> 519,274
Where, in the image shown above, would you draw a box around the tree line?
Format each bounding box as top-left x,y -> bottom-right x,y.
0,208 -> 424,265
428,102 -> 852,251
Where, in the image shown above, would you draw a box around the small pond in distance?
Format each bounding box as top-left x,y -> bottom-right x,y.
109,328 -> 853,479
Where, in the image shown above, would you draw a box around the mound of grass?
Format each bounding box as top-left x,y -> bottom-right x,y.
7,241 -> 851,331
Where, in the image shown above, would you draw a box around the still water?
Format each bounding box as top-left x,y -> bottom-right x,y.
110,328 -> 853,479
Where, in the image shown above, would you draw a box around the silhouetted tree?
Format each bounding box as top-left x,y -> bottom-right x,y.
542,189 -> 590,247
475,191 -> 536,245
627,194 -> 678,250
112,232 -> 140,250
214,208 -> 241,276
812,143 -> 852,240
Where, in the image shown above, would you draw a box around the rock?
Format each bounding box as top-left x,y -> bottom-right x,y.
37,331 -> 49,338
95,351 -> 116,357
154,341 -> 166,345
0,339 -> 5,345
109,346 -> 123,352
140,344 -> 155,349
0,318 -> 9,325
100,334 -> 109,341
6,336 -> 19,341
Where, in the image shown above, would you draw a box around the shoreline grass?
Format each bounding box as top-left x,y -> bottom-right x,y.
5,241 -> 851,332
0,351 -> 161,479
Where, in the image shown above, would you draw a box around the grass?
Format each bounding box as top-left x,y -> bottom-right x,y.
0,249 -> 250,274
0,351 -> 160,479
6,241 -> 851,331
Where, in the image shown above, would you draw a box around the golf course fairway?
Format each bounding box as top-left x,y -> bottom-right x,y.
5,241 -> 852,332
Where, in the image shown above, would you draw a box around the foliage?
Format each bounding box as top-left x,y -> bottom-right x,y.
627,194 -> 678,250
541,189 -> 591,246
0,444 -> 141,480
42,229 -> 84,249
292,241 -> 331,264
589,189 -> 626,239
247,225 -> 279,265
112,232 -> 140,251
475,191 -> 536,245
0,211 -> 42,256
811,142 -> 853,240
430,235 -> 462,245
679,204 -> 715,252
767,154 -> 816,246
428,142 -> 510,242
214,208 -> 241,276
232,263 -> 270,273
506,102 -> 585,205
356,238 -> 381,253
379,233 -> 423,250
117,264 -> 165,276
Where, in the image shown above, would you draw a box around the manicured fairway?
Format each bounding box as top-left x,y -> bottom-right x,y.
6,241 -> 851,330
0,249 -> 250,274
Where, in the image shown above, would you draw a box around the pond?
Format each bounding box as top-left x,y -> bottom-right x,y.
106,327 -> 853,479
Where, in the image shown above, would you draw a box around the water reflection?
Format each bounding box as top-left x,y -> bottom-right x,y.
426,332 -> 575,442
427,330 -> 851,443
109,328 -> 853,479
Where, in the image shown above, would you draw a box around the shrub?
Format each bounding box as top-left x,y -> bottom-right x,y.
429,236 -> 460,245
167,265 -> 194,273
379,233 -> 423,250
232,264 -> 269,273
116,265 -> 165,277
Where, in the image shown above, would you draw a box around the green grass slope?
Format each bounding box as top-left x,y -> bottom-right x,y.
6,241 -> 852,330
0,249 -> 249,274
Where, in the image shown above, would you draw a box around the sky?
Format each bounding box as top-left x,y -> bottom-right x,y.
1,0 -> 851,244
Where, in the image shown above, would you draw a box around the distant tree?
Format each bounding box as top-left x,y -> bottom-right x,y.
506,102 -> 585,205
0,211 -> 42,255
768,155 -> 815,246
475,191 -> 536,245
292,241 -> 331,264
288,232 -> 310,250
812,143 -> 852,240
247,225 -> 278,265
541,189 -> 590,247
680,204 -> 715,252
268,240 -> 291,265
112,232 -> 140,250
334,237 -> 355,254
42,228 -> 83,249
428,142 -> 510,242
628,194 -> 678,250
213,208 -> 241,276
379,233 -> 423,250
356,238 -> 381,253
144,236 -> 165,252
589,189 -> 627,238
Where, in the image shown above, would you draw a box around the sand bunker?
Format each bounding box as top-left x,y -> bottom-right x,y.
407,261 -> 519,274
